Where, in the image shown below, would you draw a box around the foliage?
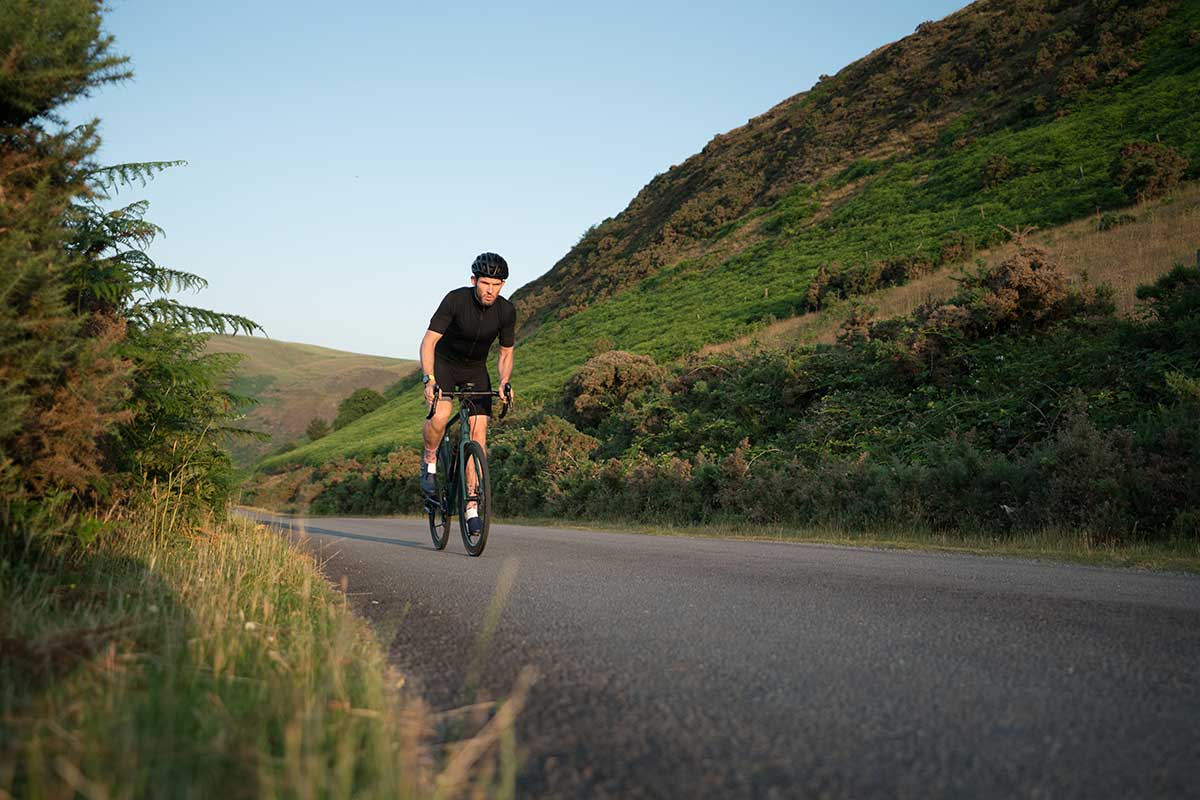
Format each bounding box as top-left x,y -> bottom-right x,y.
306,416 -> 330,440
0,0 -> 130,126
306,451 -> 424,516
0,2 -> 133,534
333,387 -> 387,430
561,350 -> 663,431
1098,211 -> 1137,230
1112,140 -> 1189,201
982,153 -> 1015,188
1,0 -> 259,547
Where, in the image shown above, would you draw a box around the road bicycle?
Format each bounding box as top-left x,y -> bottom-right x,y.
424,384 -> 509,556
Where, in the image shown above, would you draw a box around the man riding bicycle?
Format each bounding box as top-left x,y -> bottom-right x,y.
419,252 -> 515,535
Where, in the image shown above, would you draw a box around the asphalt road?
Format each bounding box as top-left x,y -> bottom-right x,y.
242,511 -> 1200,799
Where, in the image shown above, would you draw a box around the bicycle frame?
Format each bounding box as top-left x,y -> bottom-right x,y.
425,387 -> 507,519
425,386 -> 507,556
438,401 -> 474,515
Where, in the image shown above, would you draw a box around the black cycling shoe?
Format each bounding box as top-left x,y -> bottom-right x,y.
466,514 -> 483,536
419,464 -> 437,497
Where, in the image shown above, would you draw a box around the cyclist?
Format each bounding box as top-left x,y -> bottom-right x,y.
419,252 -> 515,535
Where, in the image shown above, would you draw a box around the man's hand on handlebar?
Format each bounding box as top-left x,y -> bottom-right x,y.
423,381 -> 439,407
502,382 -> 514,409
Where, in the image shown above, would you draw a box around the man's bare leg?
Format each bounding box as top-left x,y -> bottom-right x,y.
464,414 -> 489,509
423,400 -> 453,464
422,400 -> 453,497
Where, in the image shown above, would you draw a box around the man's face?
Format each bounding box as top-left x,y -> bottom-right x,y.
473,276 -> 505,306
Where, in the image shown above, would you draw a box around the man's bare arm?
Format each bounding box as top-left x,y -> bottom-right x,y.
420,330 -> 443,376
498,345 -> 514,395
421,330 -> 443,404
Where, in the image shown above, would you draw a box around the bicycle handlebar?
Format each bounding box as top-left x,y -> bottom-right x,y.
425,387 -> 511,421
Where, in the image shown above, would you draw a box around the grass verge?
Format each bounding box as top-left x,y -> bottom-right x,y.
0,516 -> 525,799
494,515 -> 1200,574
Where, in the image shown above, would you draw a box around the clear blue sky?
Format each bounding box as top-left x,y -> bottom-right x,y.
65,0 -> 966,359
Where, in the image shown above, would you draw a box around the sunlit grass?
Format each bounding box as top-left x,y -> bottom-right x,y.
0,516 -> 524,799
709,180 -> 1200,352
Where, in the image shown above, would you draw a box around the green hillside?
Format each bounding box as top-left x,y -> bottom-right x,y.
208,335 -> 416,465
263,0 -> 1200,471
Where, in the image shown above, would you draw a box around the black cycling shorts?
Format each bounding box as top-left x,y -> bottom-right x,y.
433,357 -> 493,417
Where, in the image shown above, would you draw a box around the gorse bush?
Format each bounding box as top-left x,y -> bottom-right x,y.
1112,140 -> 1189,201
561,350 -> 663,431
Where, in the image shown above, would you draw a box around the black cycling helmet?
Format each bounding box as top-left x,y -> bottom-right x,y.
471,252 -> 509,280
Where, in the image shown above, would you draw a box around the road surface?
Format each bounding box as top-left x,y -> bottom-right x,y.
243,511 -> 1200,798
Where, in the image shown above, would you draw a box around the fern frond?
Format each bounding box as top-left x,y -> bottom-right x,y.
87,161 -> 187,197
130,299 -> 262,335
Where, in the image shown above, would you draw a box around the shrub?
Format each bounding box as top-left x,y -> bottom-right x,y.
562,351 -> 664,431
982,154 -> 1014,188
333,388 -> 386,430
1111,140 -> 1188,202
938,231 -> 975,265
1135,263 -> 1200,327
489,416 -> 598,515
836,304 -> 874,346
1097,212 -> 1136,231
305,417 -> 330,441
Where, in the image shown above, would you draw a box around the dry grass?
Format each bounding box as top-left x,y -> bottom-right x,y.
0,517 -> 526,799
707,181 -> 1200,354
240,465 -> 324,515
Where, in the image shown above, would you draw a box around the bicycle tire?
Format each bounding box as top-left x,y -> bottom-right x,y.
458,439 -> 491,557
427,442 -> 451,550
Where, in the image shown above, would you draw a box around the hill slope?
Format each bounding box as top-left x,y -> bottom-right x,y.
263,0 -> 1200,469
208,335 -> 416,465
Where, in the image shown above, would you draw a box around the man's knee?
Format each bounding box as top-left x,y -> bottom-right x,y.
425,404 -> 453,435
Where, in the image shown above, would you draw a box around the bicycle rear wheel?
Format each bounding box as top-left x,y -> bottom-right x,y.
427,443 -> 451,550
458,440 -> 491,557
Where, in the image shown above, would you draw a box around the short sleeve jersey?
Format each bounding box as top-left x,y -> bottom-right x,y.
428,287 -> 516,364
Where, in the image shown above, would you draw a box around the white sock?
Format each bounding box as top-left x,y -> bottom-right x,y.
425,462 -> 436,475
465,506 -> 478,519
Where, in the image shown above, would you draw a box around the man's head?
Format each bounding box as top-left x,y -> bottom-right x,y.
472,275 -> 504,305
471,252 -> 508,306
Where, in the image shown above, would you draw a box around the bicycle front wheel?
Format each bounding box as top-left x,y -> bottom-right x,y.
458,440 -> 491,557
427,443 -> 451,550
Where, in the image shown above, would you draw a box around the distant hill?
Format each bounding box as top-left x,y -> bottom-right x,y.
262,0 -> 1200,470
207,335 -> 416,466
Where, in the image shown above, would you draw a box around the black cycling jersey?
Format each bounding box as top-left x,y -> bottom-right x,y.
428,286 -> 516,364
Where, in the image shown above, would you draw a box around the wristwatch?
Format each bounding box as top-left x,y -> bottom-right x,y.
422,373 -> 434,385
